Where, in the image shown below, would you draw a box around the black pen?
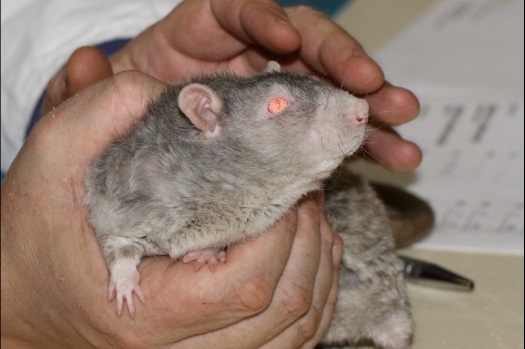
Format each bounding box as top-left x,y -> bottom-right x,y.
399,255 -> 475,291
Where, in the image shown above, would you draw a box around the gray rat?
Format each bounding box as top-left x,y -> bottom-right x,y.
84,61 -> 412,349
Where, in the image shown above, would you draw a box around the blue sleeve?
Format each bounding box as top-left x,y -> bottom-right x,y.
276,0 -> 349,17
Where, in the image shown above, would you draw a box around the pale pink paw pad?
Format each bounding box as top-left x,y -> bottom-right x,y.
182,249 -> 227,271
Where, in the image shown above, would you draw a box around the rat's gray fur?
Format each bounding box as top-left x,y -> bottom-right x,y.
85,63 -> 412,348
319,172 -> 413,349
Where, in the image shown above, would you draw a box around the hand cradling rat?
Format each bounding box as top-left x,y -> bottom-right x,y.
84,61 -> 413,349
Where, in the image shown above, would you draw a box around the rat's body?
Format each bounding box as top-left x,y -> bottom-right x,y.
85,62 -> 412,349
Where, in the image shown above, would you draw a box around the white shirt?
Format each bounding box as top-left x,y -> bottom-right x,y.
1,0 -> 181,173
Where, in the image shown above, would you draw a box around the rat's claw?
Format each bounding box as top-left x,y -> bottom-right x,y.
112,282 -> 144,319
121,290 -> 135,319
108,282 -> 117,302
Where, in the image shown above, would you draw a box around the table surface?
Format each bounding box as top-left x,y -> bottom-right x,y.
334,1 -> 524,348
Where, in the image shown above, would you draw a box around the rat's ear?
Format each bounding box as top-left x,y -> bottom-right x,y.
178,83 -> 222,139
264,61 -> 281,73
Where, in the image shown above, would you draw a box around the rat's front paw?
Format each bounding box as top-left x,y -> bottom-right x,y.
108,259 -> 146,318
182,249 -> 226,271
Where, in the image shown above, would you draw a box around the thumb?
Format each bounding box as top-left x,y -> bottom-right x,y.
41,46 -> 113,116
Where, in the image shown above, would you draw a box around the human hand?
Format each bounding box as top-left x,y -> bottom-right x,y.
2,70 -> 342,348
42,0 -> 421,173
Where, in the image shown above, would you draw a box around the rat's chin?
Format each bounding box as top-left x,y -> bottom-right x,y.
303,158 -> 342,180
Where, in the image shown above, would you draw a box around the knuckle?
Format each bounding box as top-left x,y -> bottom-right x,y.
287,305 -> 322,345
230,274 -> 275,315
107,70 -> 142,95
296,316 -> 319,341
278,280 -> 311,319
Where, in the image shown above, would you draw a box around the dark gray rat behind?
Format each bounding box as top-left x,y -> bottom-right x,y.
84,61 -> 412,348
318,171 -> 413,349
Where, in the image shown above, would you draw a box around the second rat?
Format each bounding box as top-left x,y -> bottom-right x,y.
85,61 -> 413,349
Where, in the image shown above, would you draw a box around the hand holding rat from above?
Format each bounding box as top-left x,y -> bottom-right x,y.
1,71 -> 342,349
43,0 -> 422,173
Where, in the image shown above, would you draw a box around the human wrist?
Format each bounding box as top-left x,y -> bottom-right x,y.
0,179 -> 102,349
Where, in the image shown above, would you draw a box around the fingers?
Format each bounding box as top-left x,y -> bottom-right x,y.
259,194 -> 327,347
65,47 -> 113,97
41,46 -> 113,115
362,125 -> 422,172
284,6 -> 384,94
365,82 -> 420,126
170,194 -> 336,348
358,81 -> 422,172
260,192 -> 341,348
298,220 -> 344,348
210,0 -> 301,54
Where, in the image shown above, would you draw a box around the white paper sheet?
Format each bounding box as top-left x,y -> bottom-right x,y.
373,0 -> 524,92
352,0 -> 524,254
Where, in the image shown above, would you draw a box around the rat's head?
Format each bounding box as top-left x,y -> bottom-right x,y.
176,62 -> 368,182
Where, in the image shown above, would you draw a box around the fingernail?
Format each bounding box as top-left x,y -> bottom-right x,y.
274,15 -> 292,26
352,48 -> 370,58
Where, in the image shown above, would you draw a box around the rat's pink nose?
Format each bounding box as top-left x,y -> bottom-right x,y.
355,111 -> 368,124
353,99 -> 369,124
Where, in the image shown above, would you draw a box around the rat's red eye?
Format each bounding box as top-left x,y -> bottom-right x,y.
268,97 -> 288,113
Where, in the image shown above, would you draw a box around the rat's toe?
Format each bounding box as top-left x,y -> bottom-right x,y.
182,249 -> 227,271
